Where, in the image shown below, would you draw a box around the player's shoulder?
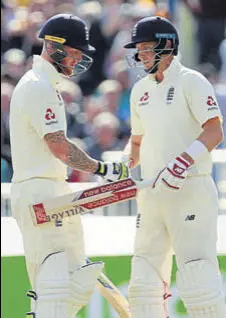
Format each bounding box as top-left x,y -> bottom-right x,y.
179,64 -> 211,87
12,70 -> 54,110
131,75 -> 149,96
16,69 -> 51,91
28,69 -> 53,92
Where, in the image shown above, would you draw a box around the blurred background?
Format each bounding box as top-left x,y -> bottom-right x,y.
1,0 -> 226,317
1,0 -> 226,184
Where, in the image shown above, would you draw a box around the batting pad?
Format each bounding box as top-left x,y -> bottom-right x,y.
34,251 -> 104,318
177,259 -> 226,318
129,256 -> 170,318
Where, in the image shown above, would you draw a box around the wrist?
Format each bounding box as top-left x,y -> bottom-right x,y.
121,152 -> 130,162
173,156 -> 191,170
94,161 -> 106,176
180,152 -> 194,165
185,140 -> 209,163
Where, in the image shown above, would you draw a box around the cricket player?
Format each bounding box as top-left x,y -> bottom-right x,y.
123,16 -> 226,318
9,14 -> 129,318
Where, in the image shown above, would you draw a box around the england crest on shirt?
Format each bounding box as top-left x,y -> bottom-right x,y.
166,86 -> 175,104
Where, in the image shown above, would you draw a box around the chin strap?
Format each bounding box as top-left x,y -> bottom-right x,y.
134,51 -> 161,74
145,57 -> 160,74
145,54 -> 161,74
134,38 -> 174,74
53,62 -> 63,74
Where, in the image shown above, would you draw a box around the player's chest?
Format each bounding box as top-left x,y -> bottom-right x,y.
136,83 -> 186,120
55,89 -> 64,107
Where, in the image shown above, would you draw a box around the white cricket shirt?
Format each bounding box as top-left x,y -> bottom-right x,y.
130,58 -> 223,179
10,55 -> 67,182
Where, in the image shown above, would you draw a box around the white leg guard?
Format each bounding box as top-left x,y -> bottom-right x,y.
30,251 -> 103,318
176,259 -> 226,318
128,256 -> 170,318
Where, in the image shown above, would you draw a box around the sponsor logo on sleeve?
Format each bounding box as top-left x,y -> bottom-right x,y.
207,96 -> 217,106
206,96 -> 218,111
206,96 -> 219,111
45,108 -> 58,125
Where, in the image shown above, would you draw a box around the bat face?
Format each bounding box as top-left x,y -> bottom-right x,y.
80,187 -> 137,210
29,178 -> 154,226
86,258 -> 131,317
30,178 -> 138,226
97,273 -> 131,317
31,202 -> 86,225
74,178 -> 136,200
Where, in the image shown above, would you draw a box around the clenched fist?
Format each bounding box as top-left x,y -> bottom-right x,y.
95,161 -> 130,182
153,156 -> 191,191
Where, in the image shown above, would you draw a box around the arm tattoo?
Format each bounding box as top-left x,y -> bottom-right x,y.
44,131 -> 65,143
44,131 -> 98,173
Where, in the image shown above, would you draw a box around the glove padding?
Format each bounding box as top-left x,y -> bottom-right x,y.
153,156 -> 191,191
94,161 -> 130,181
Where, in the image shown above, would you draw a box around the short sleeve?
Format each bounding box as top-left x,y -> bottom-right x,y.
24,82 -> 66,137
130,87 -> 145,135
184,71 -> 223,126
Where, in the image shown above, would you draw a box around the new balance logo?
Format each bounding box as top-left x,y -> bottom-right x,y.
172,164 -> 184,175
185,214 -> 195,221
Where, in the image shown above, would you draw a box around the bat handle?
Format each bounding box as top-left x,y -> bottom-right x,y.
136,178 -> 155,190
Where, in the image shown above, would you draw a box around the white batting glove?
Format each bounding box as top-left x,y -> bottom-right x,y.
153,156 -> 191,191
94,161 -> 130,182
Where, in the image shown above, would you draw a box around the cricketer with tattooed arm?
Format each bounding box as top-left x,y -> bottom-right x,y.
9,14 -> 129,318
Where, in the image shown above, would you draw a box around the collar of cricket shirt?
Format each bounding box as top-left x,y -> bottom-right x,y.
32,55 -> 61,86
148,57 -> 181,83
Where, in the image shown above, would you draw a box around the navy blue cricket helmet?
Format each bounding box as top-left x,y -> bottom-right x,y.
38,14 -> 95,76
124,16 -> 179,55
39,13 -> 95,53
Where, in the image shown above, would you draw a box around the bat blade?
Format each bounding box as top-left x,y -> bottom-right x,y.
96,272 -> 131,317
86,258 -> 131,317
30,178 -> 154,226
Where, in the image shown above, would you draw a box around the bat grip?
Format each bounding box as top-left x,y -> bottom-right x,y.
136,179 -> 155,190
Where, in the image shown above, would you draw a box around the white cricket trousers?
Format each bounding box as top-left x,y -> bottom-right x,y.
10,178 -> 86,287
134,175 -> 219,272
128,175 -> 226,318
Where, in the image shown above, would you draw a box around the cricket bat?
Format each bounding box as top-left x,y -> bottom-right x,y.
86,258 -> 131,317
30,178 -> 154,226
96,271 -> 131,317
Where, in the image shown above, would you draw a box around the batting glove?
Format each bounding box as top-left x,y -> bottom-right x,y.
94,161 -> 130,182
153,156 -> 191,191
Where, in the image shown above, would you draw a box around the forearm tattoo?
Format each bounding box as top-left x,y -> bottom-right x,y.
44,131 -> 98,173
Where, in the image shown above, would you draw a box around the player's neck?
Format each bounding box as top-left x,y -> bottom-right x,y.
155,71 -> 164,83
154,57 -> 174,83
41,52 -> 53,65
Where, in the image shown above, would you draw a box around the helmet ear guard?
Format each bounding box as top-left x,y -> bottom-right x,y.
45,40 -> 67,63
134,53 -> 140,62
